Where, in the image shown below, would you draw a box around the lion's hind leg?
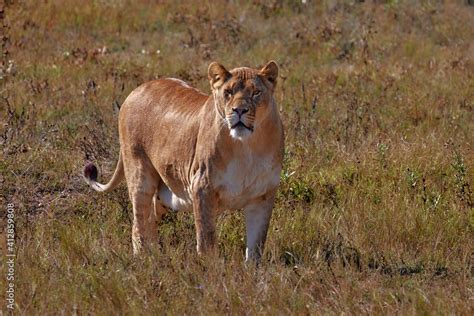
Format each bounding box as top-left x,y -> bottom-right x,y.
124,154 -> 160,255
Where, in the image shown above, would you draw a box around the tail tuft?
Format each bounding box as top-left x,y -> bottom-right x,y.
83,154 -> 124,192
84,162 -> 98,182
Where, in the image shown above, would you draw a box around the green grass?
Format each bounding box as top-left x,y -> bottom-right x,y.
1,0 -> 473,314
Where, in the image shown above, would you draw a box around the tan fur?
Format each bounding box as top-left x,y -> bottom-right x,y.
83,61 -> 284,261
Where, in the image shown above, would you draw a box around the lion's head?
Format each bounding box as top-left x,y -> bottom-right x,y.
208,61 -> 279,141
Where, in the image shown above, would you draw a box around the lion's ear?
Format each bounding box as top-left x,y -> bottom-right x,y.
259,60 -> 279,86
208,62 -> 231,90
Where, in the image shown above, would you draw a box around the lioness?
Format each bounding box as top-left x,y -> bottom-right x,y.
83,61 -> 284,262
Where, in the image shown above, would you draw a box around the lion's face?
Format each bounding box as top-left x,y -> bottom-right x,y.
208,61 -> 279,141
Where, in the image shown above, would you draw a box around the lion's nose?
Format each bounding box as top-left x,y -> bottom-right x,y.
232,107 -> 249,117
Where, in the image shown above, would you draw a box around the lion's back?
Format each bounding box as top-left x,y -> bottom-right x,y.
121,79 -> 208,115
117,78 -> 209,152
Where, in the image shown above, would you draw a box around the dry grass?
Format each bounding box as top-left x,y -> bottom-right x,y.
1,0 -> 473,314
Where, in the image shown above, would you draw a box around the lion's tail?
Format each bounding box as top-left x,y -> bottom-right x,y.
83,152 -> 124,192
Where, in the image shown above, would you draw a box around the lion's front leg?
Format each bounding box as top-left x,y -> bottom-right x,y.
192,188 -> 217,256
244,192 -> 276,263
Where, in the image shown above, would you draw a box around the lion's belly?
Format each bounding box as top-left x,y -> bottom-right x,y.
156,155 -> 281,212
157,184 -> 193,211
213,156 -> 281,210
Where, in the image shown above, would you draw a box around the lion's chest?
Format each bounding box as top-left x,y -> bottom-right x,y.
213,153 -> 280,209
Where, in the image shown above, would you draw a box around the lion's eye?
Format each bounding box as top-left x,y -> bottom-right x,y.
252,90 -> 261,98
224,89 -> 233,99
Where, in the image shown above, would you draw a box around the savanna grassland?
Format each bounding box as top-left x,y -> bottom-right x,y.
1,0 -> 473,314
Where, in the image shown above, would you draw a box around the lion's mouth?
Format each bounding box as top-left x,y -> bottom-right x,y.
231,121 -> 253,131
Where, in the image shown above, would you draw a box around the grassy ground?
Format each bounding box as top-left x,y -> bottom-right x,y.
1,0 -> 473,314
